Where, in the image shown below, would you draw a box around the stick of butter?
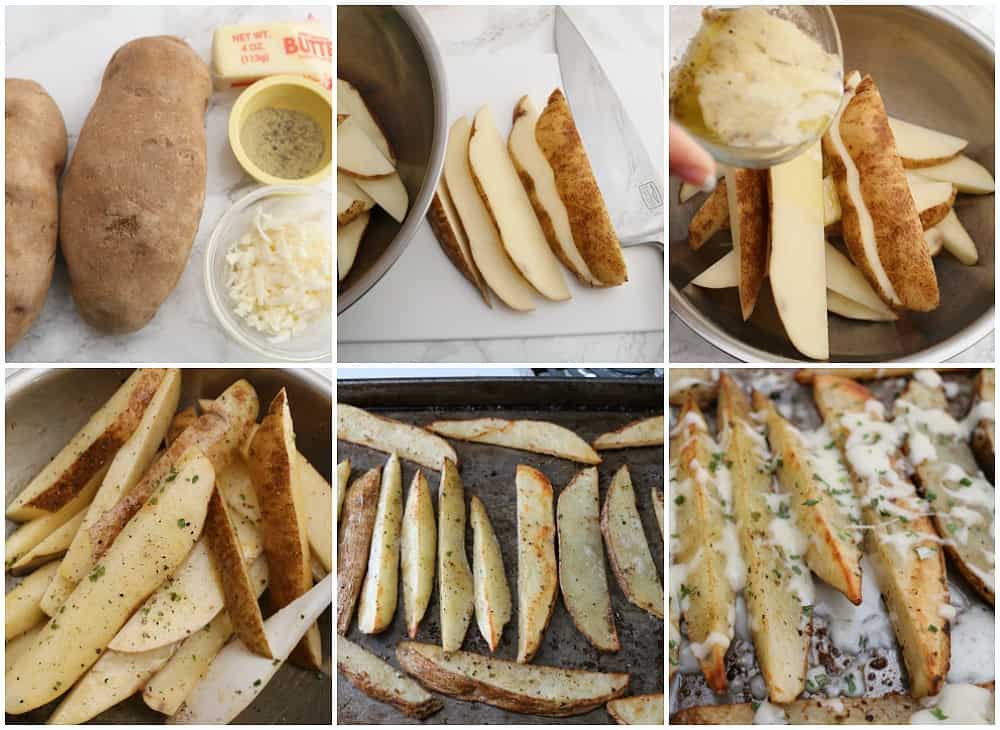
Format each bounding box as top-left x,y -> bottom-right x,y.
212,22 -> 332,91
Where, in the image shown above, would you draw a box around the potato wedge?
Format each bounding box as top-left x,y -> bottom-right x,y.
556,467 -> 618,652
516,465 -> 558,662
401,470 -> 436,639
601,465 -> 663,620
142,557 -> 268,716
298,453 -> 333,573
6,368 -> 166,521
651,488 -> 664,537
216,456 -> 260,526
38,569 -> 73,617
687,179 -> 728,250
970,369 -> 995,481
428,179 -> 493,304
167,405 -> 198,446
396,641 -> 629,717
438,459 -> 474,652
428,418 -> 601,464
670,398 -> 737,692
339,403 -> 457,470
718,376 -> 811,704
470,495 -> 511,652
338,637 -> 443,719
607,693 -> 664,725
5,561 -> 60,640
48,643 -> 176,724
9,509 -> 85,574
795,367 -> 961,383
337,458 -> 351,522
895,378 -> 995,605
358,453 -> 404,634
337,467 -> 381,635
5,447 -> 214,714
812,374 -> 949,698
338,212 -> 369,281
592,415 -> 665,450
669,368 -> 718,407
248,389 -> 320,669
5,624 -> 43,673
755,392 -> 863,604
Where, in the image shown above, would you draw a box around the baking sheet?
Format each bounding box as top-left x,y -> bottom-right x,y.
5,368 -> 332,725
668,368 -> 995,716
336,377 -> 665,724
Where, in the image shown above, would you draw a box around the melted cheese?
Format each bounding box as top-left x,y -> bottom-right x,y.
910,683 -> 994,723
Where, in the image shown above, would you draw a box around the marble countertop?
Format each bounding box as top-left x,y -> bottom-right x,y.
669,5 -> 996,365
338,5 -> 664,365
6,6 -> 331,363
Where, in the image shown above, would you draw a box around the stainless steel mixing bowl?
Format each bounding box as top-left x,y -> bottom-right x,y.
669,5 -> 995,362
337,6 -> 448,314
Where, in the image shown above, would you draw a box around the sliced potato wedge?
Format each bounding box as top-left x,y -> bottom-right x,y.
401,470 -> 436,639
9,509 -> 85,574
336,467 -> 381,635
5,561 -> 60,640
651,488 -> 664,537
470,495 -> 512,652
298,452 -> 333,573
592,416 -> 665,450
516,465 -> 558,662
337,458 -> 351,522
607,693 -> 664,725
338,637 -> 443,719
339,403 -> 457,470
438,459 -> 474,652
357,453 -> 404,634
166,405 -> 198,446
669,369 -> 718,407
427,418 -> 600,464
5,623 -> 44,673
970,369 -> 995,480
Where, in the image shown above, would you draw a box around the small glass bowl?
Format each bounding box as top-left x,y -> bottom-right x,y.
205,185 -> 332,361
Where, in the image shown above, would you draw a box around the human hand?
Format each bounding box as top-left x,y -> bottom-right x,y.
670,122 -> 716,190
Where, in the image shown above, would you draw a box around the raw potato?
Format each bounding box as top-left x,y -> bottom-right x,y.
337,458 -> 351,522
5,624 -> 44,674
890,116 -> 967,168
727,166 -> 768,320
606,693 -> 664,724
470,495 -> 512,652
337,467 -> 381,634
297,453 -> 333,572
556,467 -> 618,652
337,78 -> 396,164
4,447 -> 214,714
5,561 -> 60,640
248,389 -> 321,669
60,37 -> 211,334
592,415 -> 665,450
396,641 -> 629,717
337,115 -> 395,178
166,405 -> 198,446
339,402 -> 457,470
535,89 -> 628,286
5,79 -> 68,350
9,510 -> 86,574
337,171 -> 374,225
338,637 -> 442,719
427,417 -> 601,464
516,465 -> 558,663
687,180 -> 728,251
438,459 -> 475,652
427,180 -> 492,305
357,453 -> 404,634
601,466 -> 663,619
338,211 -> 369,282
401,470 -> 436,639
6,367 -> 166,521
652,489 -> 664,536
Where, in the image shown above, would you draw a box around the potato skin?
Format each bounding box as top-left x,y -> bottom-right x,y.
5,79 -> 68,351
60,36 -> 211,333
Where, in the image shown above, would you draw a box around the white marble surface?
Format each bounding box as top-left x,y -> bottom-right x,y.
6,6 -> 332,363
338,5 -> 664,365
669,5 -> 996,365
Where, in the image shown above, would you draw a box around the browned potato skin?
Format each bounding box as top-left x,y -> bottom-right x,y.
60,37 -> 211,333
5,79 -> 67,351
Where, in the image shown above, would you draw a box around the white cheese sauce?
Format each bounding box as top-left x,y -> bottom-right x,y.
910,683 -> 994,723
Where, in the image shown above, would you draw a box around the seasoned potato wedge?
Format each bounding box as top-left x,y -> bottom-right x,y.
669,369 -> 718,407
166,405 -> 198,446
651,488 -> 664,537
339,403 -> 457,470
337,467 -> 381,635
556,467 -> 618,652
338,637 -> 443,719
813,374 -> 949,699
592,416 -> 665,450
428,418 -> 601,464
297,453 -> 333,573
6,368 -> 166,521
337,458 -> 351,522
396,641 -> 629,717
601,465 -> 663,620
5,560 -> 60,640
516,465 -> 559,662
401,470 -> 436,639
606,693 -> 664,725
357,453 -> 404,634
5,623 -> 44,673
470,495 -> 511,651
755,392 -> 863,604
970,368 -> 995,481
6,473 -> 101,570
795,367 -> 961,383
438,459 -> 474,651
9,509 -> 85,574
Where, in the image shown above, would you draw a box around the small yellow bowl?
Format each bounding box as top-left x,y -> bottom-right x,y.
228,74 -> 332,186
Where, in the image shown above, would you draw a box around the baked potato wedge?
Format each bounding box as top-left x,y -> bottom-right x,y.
606,693 -> 664,725
895,378 -> 995,605
401,470 -> 436,639
337,467 -> 381,635
812,374 -> 950,699
338,637 -> 443,719
651,488 -> 664,537
601,465 -> 663,620
6,368 -> 166,521
718,375 -> 811,704
470,495 -> 512,652
5,560 -> 60,640
396,641 -> 629,717
556,467 -> 618,652
516,464 -> 559,662
755,392 -> 863,604
970,368 -> 995,481
337,458 -> 351,522
669,369 -> 718,407
357,453 -> 404,634
795,367 -> 961,383
338,403 -> 457,470
592,416 -> 665,450
166,405 -> 198,446
427,418 -> 601,464
438,459 -> 474,651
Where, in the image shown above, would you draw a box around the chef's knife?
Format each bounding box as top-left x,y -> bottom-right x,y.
554,7 -> 663,248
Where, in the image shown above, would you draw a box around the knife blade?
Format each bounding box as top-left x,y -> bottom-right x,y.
554,7 -> 663,246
